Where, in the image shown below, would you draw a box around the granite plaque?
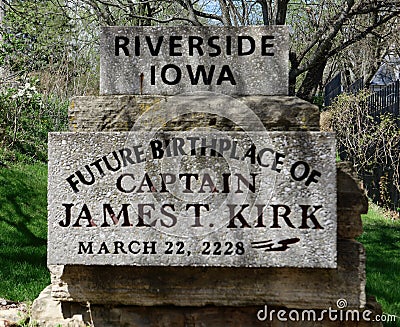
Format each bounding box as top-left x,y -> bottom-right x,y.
48,131 -> 336,268
100,26 -> 289,95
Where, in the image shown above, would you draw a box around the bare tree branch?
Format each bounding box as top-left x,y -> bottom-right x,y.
218,0 -> 232,25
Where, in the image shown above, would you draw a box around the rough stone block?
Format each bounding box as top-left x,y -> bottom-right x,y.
337,209 -> 363,239
31,286 -> 86,327
69,95 -> 320,132
33,295 -> 383,327
336,162 -> 367,239
57,301 -> 383,327
337,162 -> 368,214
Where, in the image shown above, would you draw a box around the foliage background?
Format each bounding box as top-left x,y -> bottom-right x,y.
0,0 -> 398,164
322,91 -> 400,212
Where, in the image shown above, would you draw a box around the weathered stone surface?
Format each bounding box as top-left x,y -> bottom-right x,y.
50,239 -> 365,309
31,286 -> 86,327
337,209 -> 363,239
336,162 -> 367,239
47,298 -> 383,327
48,131 -> 336,268
0,300 -> 27,327
69,95 -> 320,132
241,96 -> 320,131
0,310 -> 25,327
337,162 -> 368,214
100,26 -> 289,95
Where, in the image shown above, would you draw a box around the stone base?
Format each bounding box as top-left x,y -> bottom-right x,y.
37,94 -> 377,326
32,287 -> 383,327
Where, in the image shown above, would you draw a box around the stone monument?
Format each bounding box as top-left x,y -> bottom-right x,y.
32,26 -> 382,326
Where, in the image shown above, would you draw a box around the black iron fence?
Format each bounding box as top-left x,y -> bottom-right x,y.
366,80 -> 400,124
324,74 -> 364,106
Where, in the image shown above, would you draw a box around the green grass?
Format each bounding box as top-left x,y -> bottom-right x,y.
359,205 -> 400,326
0,163 -> 49,301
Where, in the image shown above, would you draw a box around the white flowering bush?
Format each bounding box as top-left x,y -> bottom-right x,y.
0,79 -> 68,163
11,82 -> 43,103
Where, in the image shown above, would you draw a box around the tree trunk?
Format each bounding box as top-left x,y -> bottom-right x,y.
288,71 -> 297,96
257,0 -> 270,25
218,0 -> 232,25
276,0 -> 289,25
296,59 -> 328,102
138,1 -> 152,26
0,0 -> 3,21
289,51 -> 299,96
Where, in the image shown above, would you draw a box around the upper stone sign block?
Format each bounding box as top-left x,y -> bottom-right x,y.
100,26 -> 289,96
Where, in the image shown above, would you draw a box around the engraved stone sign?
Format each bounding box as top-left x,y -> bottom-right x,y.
100,26 -> 289,95
48,131 -> 337,268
